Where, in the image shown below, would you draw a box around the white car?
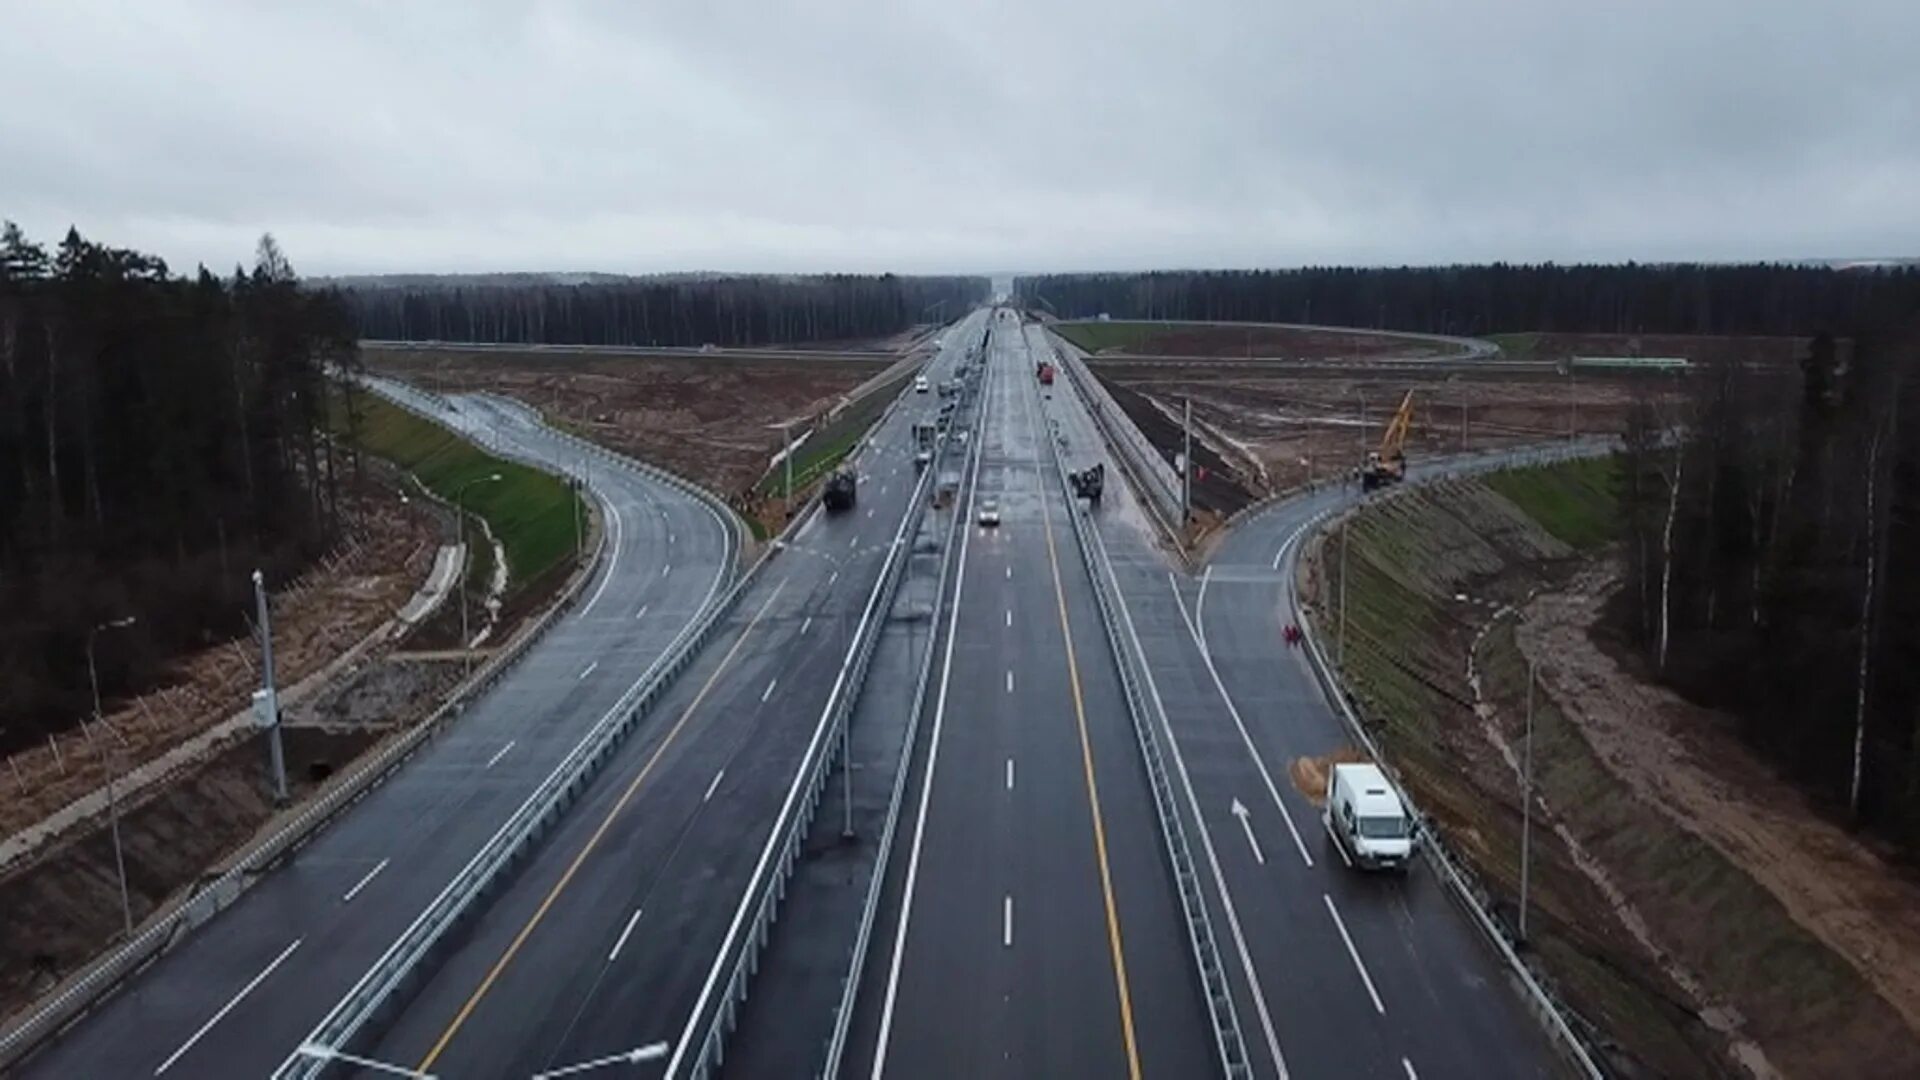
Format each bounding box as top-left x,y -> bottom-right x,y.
915,376 -> 930,393
976,499 -> 1001,527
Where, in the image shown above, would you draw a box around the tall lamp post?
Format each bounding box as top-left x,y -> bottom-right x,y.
87,615 -> 137,938
455,473 -> 505,668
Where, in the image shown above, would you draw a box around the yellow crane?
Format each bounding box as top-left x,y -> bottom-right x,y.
1361,390 -> 1414,490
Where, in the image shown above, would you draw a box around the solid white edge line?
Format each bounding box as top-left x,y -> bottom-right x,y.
608,907 -> 645,963
155,938 -> 303,1075
578,494 -> 623,616
1003,895 -> 1014,948
1168,573 -> 1315,869
1099,531 -> 1292,1080
484,740 -> 516,769
1196,565 -> 1213,650
870,328 -> 988,1080
1324,893 -> 1387,1015
341,859 -> 390,904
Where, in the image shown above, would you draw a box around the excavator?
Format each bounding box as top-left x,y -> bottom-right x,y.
1360,390 -> 1414,491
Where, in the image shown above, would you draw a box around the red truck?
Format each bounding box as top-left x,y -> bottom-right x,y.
1036,361 -> 1055,386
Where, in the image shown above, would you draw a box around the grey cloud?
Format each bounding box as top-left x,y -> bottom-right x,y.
2,0 -> 1915,275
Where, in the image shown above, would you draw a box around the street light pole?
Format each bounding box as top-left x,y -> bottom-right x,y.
1520,657 -> 1537,944
454,473 -> 505,668
87,615 -> 137,938
251,571 -> 289,803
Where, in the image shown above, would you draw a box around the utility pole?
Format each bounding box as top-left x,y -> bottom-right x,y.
1338,521 -> 1349,667
88,615 -> 137,937
1181,397 -> 1193,533
782,421 -> 795,518
251,571 -> 289,804
454,473 -> 504,670
1520,657 -> 1536,944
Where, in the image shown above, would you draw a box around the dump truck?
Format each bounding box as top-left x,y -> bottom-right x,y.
823,469 -> 857,512
1070,462 -> 1105,506
1361,391 -> 1414,491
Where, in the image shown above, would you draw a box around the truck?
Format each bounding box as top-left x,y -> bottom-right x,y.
1324,762 -> 1415,871
1036,361 -> 1055,386
1069,462 -> 1105,506
912,421 -> 938,471
823,469 -> 857,512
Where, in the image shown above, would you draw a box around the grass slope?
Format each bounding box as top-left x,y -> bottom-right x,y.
1051,321 -> 1158,353
339,390 -> 582,591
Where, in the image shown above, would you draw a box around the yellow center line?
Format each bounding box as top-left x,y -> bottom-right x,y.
417,579 -> 790,1071
1028,379 -> 1144,1080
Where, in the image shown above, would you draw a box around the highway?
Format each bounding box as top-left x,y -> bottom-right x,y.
1034,319 -> 1560,1078
332,310 -> 989,1078
14,383 -> 738,1078
845,310 -> 1215,1078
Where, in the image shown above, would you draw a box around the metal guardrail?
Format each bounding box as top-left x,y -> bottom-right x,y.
1284,442 -> 1617,1080
1038,398 -> 1252,1079
0,383 -> 620,1074
816,343 -> 990,1078
676,408 -> 946,1079
1043,329 -> 1188,553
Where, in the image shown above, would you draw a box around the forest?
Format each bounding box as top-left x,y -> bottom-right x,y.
1014,263 -> 1920,338
1616,319 -> 1920,852
347,273 -> 990,347
0,223 -> 359,754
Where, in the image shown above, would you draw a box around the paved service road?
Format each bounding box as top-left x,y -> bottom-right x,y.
346,311 -> 991,1079
846,310 -> 1215,1079
17,386 -> 738,1079
1038,317 -> 1560,1079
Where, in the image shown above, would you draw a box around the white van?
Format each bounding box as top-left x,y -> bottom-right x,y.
1325,762 -> 1414,871
914,375 -> 931,393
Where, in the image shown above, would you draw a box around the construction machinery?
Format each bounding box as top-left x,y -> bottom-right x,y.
823,468 -> 858,511
1069,462 -> 1105,506
1361,390 -> 1414,491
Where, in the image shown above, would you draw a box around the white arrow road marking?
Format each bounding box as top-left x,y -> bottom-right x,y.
341,859 -> 390,903
1324,894 -> 1386,1014
157,939 -> 303,1074
1231,798 -> 1264,864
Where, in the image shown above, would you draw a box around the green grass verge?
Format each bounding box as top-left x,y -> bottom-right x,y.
1486,332 -> 1542,359
335,389 -> 583,592
1051,321 -> 1162,353
1481,457 -> 1617,550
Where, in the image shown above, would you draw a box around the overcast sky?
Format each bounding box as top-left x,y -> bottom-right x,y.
4,1 -> 1916,276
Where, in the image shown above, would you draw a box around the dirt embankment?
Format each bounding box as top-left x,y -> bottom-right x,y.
1518,564 -> 1920,1070
364,347 -> 890,504
1300,463 -> 1920,1079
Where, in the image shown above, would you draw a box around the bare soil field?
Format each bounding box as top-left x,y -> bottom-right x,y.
1095,362 -> 1650,508
365,347 -> 891,511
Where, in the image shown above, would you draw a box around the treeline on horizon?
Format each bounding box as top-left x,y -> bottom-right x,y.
1014,263 -> 1920,338
0,222 -> 360,752
347,273 -> 991,347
